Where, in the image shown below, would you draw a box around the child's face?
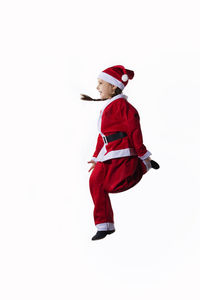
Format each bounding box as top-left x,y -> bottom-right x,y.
96,79 -> 117,100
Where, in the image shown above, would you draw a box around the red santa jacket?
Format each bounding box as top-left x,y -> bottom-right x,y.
91,94 -> 151,163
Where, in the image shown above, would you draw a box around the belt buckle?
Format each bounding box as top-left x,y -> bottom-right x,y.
103,135 -> 108,144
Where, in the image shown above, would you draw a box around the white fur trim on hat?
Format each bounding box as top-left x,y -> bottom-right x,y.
121,74 -> 128,82
98,72 -> 125,90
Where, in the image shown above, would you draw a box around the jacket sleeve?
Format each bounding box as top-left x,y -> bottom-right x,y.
91,133 -> 104,162
115,101 -> 151,159
131,111 -> 151,159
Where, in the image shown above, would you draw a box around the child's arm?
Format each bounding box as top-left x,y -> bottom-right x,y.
91,133 -> 104,163
130,111 -> 160,170
132,124 -> 152,159
130,111 -> 152,160
116,102 -> 151,160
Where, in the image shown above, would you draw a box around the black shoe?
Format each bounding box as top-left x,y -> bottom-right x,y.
91,230 -> 115,241
150,160 -> 160,169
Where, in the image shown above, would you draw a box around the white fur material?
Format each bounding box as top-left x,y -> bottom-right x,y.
96,222 -> 115,231
121,74 -> 128,81
98,72 -> 125,90
142,159 -> 152,172
138,151 -> 152,160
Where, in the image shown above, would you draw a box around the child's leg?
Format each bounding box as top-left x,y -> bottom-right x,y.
103,156 -> 145,193
89,157 -> 147,231
89,162 -> 115,231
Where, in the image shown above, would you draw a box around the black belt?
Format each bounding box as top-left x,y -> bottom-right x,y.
102,131 -> 127,144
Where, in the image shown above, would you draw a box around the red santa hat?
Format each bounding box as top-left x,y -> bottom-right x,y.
98,65 -> 134,90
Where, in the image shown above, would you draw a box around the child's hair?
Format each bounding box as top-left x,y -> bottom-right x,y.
80,87 -> 122,102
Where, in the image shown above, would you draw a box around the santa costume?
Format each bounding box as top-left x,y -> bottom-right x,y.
88,65 -> 158,240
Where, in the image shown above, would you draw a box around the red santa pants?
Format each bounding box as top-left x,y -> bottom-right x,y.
89,156 -> 147,229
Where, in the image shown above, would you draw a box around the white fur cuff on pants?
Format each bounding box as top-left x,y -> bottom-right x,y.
142,159 -> 152,172
96,223 -> 115,231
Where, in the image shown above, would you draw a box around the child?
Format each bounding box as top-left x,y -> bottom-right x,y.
80,65 -> 159,241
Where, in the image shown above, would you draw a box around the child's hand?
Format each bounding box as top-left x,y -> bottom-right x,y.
88,160 -> 96,172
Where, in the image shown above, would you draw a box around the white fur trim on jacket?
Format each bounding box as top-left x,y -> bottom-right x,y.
91,157 -> 98,162
138,151 -> 152,160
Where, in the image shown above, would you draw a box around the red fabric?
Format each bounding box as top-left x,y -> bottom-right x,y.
101,65 -> 134,88
92,133 -> 104,158
89,156 -> 147,226
92,97 -> 148,161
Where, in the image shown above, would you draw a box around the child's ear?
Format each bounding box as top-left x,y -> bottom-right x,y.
112,85 -> 117,92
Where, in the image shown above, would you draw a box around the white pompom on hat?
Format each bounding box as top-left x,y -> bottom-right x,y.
98,65 -> 134,90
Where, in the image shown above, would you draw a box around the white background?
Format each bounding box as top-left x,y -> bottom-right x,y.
0,0 -> 200,299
